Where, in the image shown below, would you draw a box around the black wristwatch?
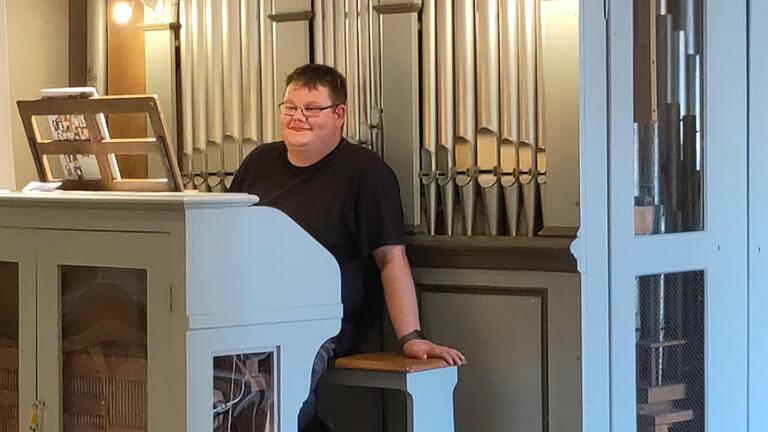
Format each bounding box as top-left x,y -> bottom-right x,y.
398,329 -> 425,348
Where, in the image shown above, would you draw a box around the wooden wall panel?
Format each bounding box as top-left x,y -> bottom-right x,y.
107,0 -> 147,178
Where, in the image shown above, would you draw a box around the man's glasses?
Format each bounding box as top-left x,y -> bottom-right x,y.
279,102 -> 338,118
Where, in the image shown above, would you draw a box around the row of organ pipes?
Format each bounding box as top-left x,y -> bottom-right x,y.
178,0 -> 550,236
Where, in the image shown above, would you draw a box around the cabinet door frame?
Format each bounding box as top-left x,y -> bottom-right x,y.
748,1 -> 768,430
35,230 -> 175,432
0,228 -> 37,432
606,0 -> 748,431
577,0 -> 611,430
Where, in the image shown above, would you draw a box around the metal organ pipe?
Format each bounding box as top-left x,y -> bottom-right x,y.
420,0 -> 438,235
241,0 -> 263,151
476,0 -> 502,236
358,0 -> 372,146
222,0 -> 243,189
179,0 -> 194,187
369,3 -> 384,156
500,0 -> 521,236
333,0 -> 346,76
322,0 -> 335,66
454,0 -> 477,236
345,0 -> 360,142
436,0 -> 456,235
312,0 -> 325,63
519,0 -> 540,236
259,0 -> 275,143
191,0 -> 209,191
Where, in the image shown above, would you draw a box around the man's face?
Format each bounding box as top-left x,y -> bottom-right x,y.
279,83 -> 346,152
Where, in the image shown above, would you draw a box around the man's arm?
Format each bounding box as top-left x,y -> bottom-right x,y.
373,245 -> 466,365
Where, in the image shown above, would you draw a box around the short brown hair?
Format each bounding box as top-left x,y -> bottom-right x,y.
285,64 -> 347,105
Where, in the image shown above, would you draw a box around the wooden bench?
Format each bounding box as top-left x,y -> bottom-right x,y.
321,352 -> 459,432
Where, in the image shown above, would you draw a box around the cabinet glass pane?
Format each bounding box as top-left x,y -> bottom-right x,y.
633,0 -> 704,235
0,262 -> 19,432
635,270 -> 704,432
60,266 -> 147,432
213,351 -> 275,432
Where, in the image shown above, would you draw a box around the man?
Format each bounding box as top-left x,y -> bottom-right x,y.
230,63 -> 465,432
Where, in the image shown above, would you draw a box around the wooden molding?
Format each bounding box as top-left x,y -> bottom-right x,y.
405,235 -> 578,273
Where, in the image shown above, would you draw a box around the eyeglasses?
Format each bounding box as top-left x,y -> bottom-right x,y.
279,102 -> 338,118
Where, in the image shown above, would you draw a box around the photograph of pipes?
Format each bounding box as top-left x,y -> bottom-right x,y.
1,0 -> 768,431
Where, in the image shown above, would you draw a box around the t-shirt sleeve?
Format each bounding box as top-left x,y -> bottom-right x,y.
355,160 -> 405,253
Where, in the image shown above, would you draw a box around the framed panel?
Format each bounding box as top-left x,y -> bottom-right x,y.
0,262 -> 19,432
576,0 -> 611,430
419,284 -> 547,432
748,0 -> 768,429
379,10 -> 421,226
0,229 -> 38,432
35,230 -> 178,432
608,1 -> 748,432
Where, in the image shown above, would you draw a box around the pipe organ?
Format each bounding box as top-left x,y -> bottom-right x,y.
177,0 -> 579,237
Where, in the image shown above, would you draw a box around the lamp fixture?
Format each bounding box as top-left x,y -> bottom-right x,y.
112,0 -> 164,24
112,0 -> 135,25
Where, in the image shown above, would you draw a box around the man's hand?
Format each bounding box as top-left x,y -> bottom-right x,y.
402,339 -> 466,366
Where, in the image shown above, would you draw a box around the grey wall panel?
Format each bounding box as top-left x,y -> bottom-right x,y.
412,268 -> 582,432
273,21 -> 311,96
380,12 -> 420,226
540,1 -> 580,229
421,289 -> 544,432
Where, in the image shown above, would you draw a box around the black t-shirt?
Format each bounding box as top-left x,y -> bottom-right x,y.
229,139 -> 405,354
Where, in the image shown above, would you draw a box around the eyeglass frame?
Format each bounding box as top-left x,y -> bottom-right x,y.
278,102 -> 342,118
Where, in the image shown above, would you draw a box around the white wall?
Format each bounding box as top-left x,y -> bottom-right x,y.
6,0 -> 69,188
0,0 -> 15,190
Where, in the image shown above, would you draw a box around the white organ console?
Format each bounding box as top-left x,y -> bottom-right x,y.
0,192 -> 342,432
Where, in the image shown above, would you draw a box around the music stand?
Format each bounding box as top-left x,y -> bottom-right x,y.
17,94 -> 184,192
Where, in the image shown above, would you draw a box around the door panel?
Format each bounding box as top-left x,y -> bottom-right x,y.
0,261 -> 19,432
36,230 -> 173,432
749,2 -> 768,431
0,229 -> 37,432
608,1 -> 747,431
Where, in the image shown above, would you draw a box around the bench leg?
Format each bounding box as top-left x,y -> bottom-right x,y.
404,367 -> 458,432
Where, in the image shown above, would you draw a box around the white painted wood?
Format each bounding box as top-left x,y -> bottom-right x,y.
0,192 -> 343,432
35,231 -> 174,432
0,228 -> 36,432
575,0 -> 610,430
607,2 -> 748,432
406,368 -> 458,432
748,1 -> 768,429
